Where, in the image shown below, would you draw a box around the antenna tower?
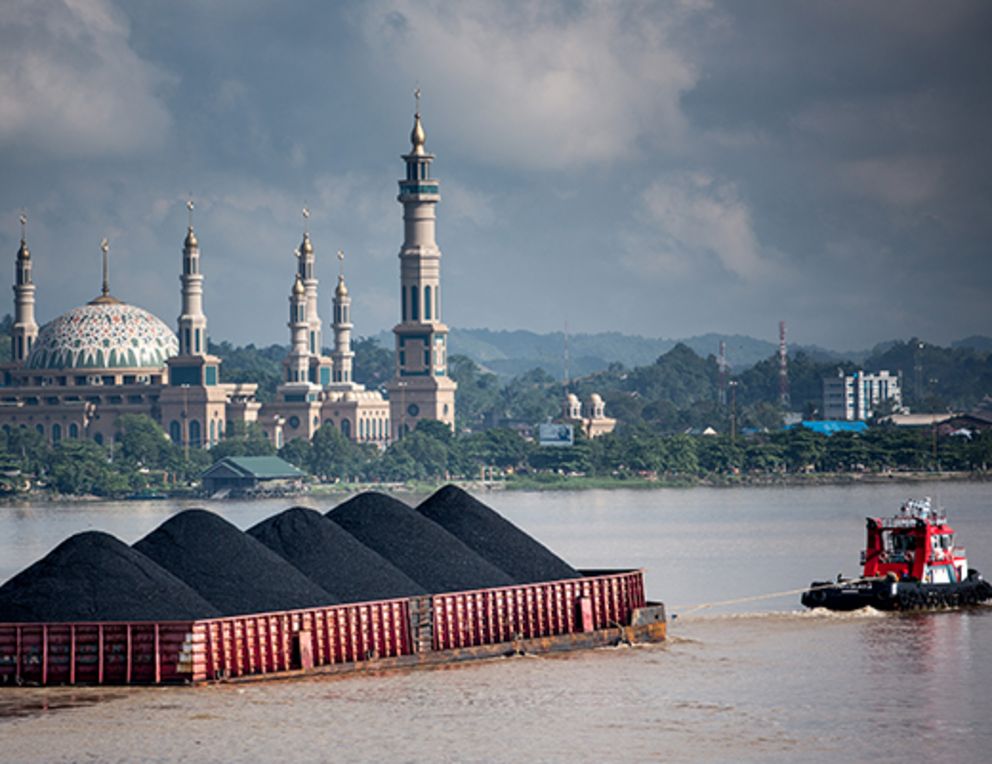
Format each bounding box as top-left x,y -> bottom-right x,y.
718,340 -> 728,406
563,321 -> 570,391
778,320 -> 790,407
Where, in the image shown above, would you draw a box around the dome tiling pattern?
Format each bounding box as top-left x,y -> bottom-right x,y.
26,302 -> 179,370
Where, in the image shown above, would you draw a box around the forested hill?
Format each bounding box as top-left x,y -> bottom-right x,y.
375,328 -> 781,377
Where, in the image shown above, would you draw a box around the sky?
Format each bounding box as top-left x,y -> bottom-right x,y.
1,0 -> 990,352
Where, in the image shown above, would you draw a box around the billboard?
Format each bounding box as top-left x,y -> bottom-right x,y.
538,423 -> 574,447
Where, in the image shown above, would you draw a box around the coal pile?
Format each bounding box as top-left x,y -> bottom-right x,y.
134,509 -> 338,617
326,492 -> 516,593
248,507 -> 427,603
416,485 -> 582,584
0,531 -> 220,623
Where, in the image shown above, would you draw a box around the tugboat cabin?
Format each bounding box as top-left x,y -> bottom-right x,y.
861,498 -> 967,584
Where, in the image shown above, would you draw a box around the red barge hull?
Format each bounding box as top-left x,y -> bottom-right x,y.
0,570 -> 665,686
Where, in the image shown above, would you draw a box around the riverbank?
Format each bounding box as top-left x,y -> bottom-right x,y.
2,469 -> 986,505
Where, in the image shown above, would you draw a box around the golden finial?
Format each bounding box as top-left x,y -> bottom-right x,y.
302,205 -> 310,235
337,248 -> 345,277
411,86 -> 426,154
186,198 -> 195,228
19,212 -> 27,241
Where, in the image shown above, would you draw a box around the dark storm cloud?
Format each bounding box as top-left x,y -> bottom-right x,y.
0,0 -> 989,351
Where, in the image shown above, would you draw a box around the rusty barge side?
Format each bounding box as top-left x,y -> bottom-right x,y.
0,570 -> 665,687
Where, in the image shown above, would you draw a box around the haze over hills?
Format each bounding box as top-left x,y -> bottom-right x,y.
375,328 -> 968,379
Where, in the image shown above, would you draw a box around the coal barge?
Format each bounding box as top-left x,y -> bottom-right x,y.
0,487 -> 666,686
802,497 -> 992,612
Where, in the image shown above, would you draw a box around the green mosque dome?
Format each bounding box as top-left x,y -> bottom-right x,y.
26,299 -> 179,371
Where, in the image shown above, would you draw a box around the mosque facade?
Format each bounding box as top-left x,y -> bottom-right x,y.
0,108 -> 452,450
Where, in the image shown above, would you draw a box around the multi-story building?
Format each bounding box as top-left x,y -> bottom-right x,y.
822,370 -> 902,421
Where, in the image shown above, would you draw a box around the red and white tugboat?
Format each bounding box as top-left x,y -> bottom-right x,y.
802,497 -> 992,611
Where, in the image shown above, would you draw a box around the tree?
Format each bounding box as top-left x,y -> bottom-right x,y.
48,441 -> 131,496
1,425 -> 49,476
210,422 -> 275,460
449,354 -> 501,432
308,425 -> 369,481
351,337 -> 393,390
116,414 -> 178,470
370,431 -> 449,481
279,437 -> 311,472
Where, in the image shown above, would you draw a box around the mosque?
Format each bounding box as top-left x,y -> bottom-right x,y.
0,105 -> 456,450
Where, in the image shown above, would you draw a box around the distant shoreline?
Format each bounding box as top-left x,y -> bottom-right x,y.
1,470 -> 987,505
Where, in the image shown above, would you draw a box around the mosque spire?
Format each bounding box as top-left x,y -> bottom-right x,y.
285,271 -> 310,383
296,205 -> 321,356
101,238 -> 110,298
11,212 -> 38,363
331,248 -> 354,385
387,87 -> 457,438
178,199 -> 208,355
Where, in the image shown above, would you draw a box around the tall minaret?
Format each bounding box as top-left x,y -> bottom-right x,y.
296,207 -> 322,356
177,200 -> 208,356
285,275 -> 310,383
331,249 -> 355,385
386,90 -> 457,438
11,213 -> 38,363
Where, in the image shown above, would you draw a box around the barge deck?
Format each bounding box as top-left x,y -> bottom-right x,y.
0,569 -> 664,686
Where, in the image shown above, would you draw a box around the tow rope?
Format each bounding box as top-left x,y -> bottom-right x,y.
670,578 -> 872,618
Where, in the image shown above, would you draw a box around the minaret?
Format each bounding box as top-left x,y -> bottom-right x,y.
296,207 -> 322,356
178,200 -> 208,356
331,249 -> 354,385
11,214 -> 38,363
285,275 -> 310,383
386,89 -> 457,438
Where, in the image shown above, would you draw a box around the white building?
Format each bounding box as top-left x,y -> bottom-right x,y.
822,370 -> 902,421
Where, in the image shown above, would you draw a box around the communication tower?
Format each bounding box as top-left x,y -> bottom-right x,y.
778,320 -> 790,407
718,340 -> 728,406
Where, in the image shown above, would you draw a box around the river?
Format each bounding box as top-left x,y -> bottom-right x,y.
1,481 -> 990,763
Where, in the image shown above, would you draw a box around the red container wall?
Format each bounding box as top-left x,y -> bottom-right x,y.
432,570 -> 646,651
196,598 -> 413,682
0,622 -> 197,686
0,570 -> 647,685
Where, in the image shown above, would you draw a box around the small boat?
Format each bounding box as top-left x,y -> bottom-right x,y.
802,497 -> 992,611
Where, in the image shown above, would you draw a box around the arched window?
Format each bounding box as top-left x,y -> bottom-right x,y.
341,419 -> 351,439
424,286 -> 432,320
68,423 -> 79,439
52,423 -> 61,443
410,286 -> 419,321
170,420 -> 181,443
94,433 -> 103,446
35,424 -> 44,436
189,419 -> 201,448
324,419 -> 334,428
401,287 -> 407,320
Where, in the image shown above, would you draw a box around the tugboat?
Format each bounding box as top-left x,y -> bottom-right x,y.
802,497 -> 992,611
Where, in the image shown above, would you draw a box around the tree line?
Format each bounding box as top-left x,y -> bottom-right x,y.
4,412 -> 987,498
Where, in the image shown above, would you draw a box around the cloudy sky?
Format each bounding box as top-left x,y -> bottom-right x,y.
1,0 -> 989,351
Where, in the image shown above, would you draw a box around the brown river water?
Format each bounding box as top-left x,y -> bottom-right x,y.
1,481 -> 990,763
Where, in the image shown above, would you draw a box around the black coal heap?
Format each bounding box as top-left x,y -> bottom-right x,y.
326,492 -> 515,593
134,508 -> 338,617
248,507 -> 426,603
0,531 -> 220,622
416,485 -> 581,583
